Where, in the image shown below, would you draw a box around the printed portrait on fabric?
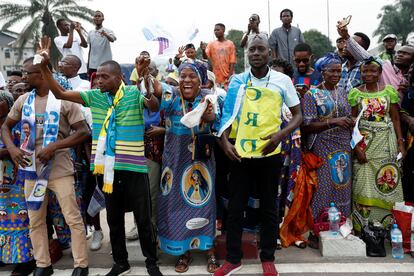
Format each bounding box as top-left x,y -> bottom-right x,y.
181,162 -> 212,207
329,151 -> 351,186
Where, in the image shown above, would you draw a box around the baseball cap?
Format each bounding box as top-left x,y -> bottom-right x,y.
382,34 -> 397,41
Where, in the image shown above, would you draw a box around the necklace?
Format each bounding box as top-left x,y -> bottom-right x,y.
363,83 -> 380,93
248,67 -> 271,88
322,82 -> 339,118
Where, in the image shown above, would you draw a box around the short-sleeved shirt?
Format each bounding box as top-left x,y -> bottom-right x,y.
54,35 -> 87,74
348,85 -> 399,122
206,40 -> 237,84
8,92 -> 85,180
292,69 -> 323,88
87,27 -> 116,69
80,85 -> 147,173
250,68 -> 300,108
268,26 -> 305,66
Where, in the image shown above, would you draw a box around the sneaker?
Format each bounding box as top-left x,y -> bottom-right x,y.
86,225 -> 94,240
90,230 -> 104,251
213,261 -> 241,276
147,265 -> 163,276
105,263 -> 130,276
125,225 -> 138,241
262,262 -> 278,276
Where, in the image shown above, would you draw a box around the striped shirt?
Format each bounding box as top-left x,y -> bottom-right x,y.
80,85 -> 147,173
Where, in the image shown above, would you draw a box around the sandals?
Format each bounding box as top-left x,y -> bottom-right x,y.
276,239 -> 282,250
175,253 -> 193,273
207,254 -> 220,273
294,240 -> 307,249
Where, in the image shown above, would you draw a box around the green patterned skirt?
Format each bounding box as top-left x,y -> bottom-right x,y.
352,119 -> 403,231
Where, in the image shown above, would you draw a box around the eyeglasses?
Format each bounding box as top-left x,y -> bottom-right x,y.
294,58 -> 310,64
58,61 -> 75,67
21,71 -> 40,76
6,80 -> 18,84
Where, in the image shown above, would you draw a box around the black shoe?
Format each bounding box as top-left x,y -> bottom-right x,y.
33,265 -> 53,276
11,260 -> 36,276
71,267 -> 89,276
147,265 -> 163,276
105,263 -> 131,276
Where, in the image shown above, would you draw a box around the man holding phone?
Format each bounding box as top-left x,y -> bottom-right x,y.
291,43 -> 322,98
240,14 -> 267,70
54,19 -> 88,79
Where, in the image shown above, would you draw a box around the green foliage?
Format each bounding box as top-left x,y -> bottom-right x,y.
0,0 -> 95,66
226,29 -> 244,74
303,29 -> 335,61
374,0 -> 414,45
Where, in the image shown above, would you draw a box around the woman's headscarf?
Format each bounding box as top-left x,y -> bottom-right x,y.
178,60 -> 208,85
315,53 -> 342,72
90,72 -> 97,89
361,56 -> 383,71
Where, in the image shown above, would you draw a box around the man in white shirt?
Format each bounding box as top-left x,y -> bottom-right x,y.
58,55 -> 92,127
0,71 -> 5,90
54,19 -> 88,80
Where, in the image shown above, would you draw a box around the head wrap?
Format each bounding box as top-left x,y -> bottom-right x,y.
361,56 -> 383,70
90,72 -> 97,89
207,70 -> 217,88
178,60 -> 208,85
0,90 -> 14,110
315,53 -> 342,72
167,71 -> 179,84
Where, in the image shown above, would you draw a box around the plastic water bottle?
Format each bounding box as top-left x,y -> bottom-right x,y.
391,224 -> 404,259
328,202 -> 340,236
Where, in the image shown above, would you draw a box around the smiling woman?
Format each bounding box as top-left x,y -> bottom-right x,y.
157,61 -> 220,273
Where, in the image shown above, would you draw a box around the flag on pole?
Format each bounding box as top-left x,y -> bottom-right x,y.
142,25 -> 172,55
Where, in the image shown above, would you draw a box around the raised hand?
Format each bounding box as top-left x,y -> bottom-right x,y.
36,36 -> 51,67
200,41 -> 207,51
74,22 -> 82,32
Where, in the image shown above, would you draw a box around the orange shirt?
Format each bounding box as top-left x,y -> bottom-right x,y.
206,40 -> 236,85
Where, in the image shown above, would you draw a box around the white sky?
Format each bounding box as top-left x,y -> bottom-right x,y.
8,0 -> 395,64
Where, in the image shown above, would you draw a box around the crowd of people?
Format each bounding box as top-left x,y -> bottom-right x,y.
0,7 -> 413,276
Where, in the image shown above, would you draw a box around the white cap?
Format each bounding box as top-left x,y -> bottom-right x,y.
382,34 -> 397,41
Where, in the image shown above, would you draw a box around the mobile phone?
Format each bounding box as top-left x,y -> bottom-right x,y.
338,15 -> 352,28
295,83 -> 309,90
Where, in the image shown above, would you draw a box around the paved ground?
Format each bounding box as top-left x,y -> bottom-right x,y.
1,211 -> 413,275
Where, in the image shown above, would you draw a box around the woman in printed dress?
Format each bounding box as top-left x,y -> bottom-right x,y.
0,90 -> 35,275
348,57 -> 405,232
157,61 -> 220,273
302,53 -> 353,248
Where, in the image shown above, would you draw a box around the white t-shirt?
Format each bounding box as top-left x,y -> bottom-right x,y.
249,68 -> 300,108
0,72 -> 5,88
67,75 -> 92,128
54,35 -> 87,74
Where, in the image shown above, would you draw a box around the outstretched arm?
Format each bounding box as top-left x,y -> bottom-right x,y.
38,36 -> 85,104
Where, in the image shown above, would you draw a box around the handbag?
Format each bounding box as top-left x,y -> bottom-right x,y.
313,208 -> 346,237
361,221 -> 387,257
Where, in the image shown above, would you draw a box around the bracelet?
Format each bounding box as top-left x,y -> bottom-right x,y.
326,119 -> 331,128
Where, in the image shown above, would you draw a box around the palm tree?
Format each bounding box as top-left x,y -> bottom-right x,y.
0,0 -> 95,65
373,0 -> 414,45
